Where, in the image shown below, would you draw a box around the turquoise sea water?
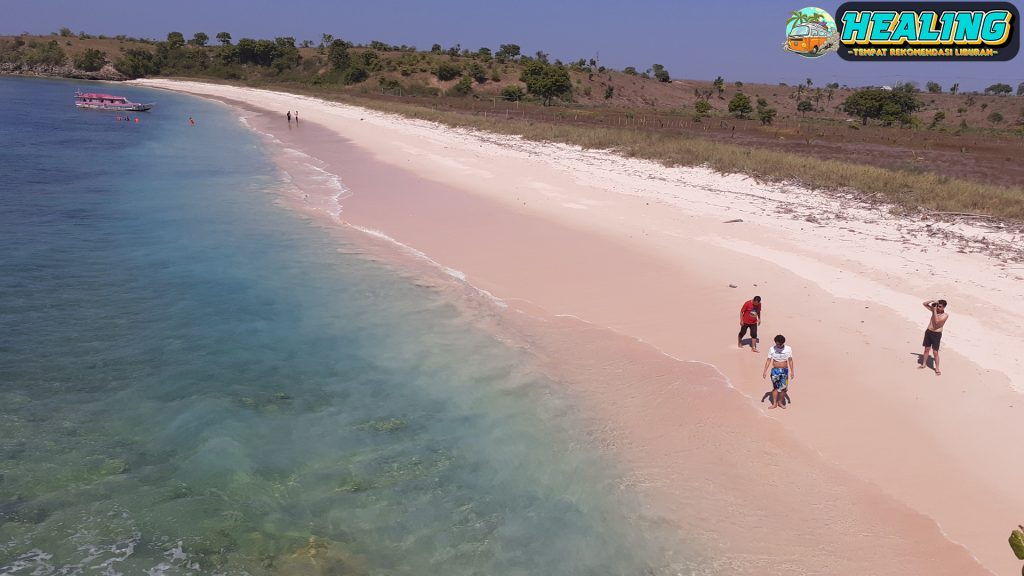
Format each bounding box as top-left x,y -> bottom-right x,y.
0,77 -> 677,575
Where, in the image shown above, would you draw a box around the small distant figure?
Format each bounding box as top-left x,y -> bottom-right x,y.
294,110 -> 299,122
134,117 -> 140,123
919,299 -> 949,375
188,116 -> 195,126
763,334 -> 795,409
287,111 -> 292,123
738,296 -> 762,352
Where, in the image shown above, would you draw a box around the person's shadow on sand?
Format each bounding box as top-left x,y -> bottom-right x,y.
761,390 -> 791,406
912,352 -> 937,372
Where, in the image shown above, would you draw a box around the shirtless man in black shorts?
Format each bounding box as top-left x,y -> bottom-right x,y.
919,299 -> 949,375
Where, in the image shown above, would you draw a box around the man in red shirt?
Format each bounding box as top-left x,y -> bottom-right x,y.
738,296 -> 762,352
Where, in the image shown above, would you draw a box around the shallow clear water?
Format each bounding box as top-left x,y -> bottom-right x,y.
0,77 -> 674,575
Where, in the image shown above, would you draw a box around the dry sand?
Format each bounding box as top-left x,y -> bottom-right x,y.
135,79 -> 1024,575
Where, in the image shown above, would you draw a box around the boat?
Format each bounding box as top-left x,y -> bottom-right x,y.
74,90 -> 154,112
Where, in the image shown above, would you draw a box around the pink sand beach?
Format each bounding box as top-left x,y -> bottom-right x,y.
136,79 -> 1024,575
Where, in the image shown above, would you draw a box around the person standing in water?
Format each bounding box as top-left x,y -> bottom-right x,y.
286,111 -> 291,123
919,299 -> 949,375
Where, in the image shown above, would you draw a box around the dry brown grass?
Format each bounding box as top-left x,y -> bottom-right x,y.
320,93 -> 1024,221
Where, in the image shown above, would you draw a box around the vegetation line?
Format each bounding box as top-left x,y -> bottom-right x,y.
274,86 -> 1024,222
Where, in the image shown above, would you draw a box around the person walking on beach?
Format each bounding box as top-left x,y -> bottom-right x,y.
919,299 -> 949,375
286,111 -> 292,123
762,334 -> 794,409
294,110 -> 299,122
738,296 -> 762,352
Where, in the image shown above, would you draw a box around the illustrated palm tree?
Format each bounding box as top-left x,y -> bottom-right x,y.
787,10 -> 811,30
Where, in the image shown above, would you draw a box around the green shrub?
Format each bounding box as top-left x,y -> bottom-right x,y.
73,48 -> 106,71
435,62 -> 461,81
501,85 -> 525,101
24,40 -> 66,66
729,93 -> 752,118
447,76 -> 473,96
113,48 -> 158,78
468,62 -> 486,83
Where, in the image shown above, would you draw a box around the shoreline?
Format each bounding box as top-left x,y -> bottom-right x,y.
134,79 -> 1023,574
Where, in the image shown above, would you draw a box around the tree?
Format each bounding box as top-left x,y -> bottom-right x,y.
895,81 -> 918,93
343,65 -> 368,84
950,82 -> 959,95
728,93 -> 753,118
496,43 -> 520,60
652,63 -> 670,82
926,81 -> 942,93
217,44 -> 240,66
694,100 -> 712,118
797,99 -> 813,115
73,48 -> 106,71
984,83 -> 1012,95
806,77 -> 813,87
520,61 -> 571,105
604,85 -> 614,99
929,111 -> 945,129
1018,82 -> 1024,96
189,32 -> 208,47
327,39 -> 351,70
758,106 -> 778,125
987,111 -> 1004,125
59,27 -> 73,37
271,37 -> 301,71
166,32 -> 185,50
468,62 -> 487,83
114,48 -> 158,78
712,75 -> 725,98
623,66 -> 638,75
236,38 -> 288,67
842,88 -> 921,125
24,40 -> 66,66
216,32 -> 231,46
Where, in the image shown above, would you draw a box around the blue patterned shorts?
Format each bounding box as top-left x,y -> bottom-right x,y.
771,367 -> 789,391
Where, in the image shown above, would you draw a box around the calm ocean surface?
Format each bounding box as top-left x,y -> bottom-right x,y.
0,77 -> 681,575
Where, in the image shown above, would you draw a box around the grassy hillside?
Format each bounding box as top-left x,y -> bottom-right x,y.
3,32 -> 1023,221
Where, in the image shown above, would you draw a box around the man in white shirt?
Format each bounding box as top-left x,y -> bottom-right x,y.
762,334 -> 795,409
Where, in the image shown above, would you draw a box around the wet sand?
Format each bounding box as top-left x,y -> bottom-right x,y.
135,79 -> 1024,575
